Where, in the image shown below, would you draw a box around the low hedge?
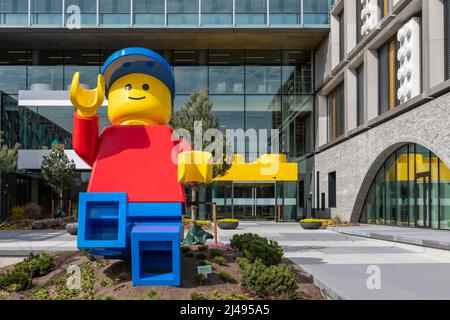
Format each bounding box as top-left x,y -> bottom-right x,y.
230,233 -> 283,266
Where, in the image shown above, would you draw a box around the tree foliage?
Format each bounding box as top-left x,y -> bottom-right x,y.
41,148 -> 76,206
0,131 -> 19,174
171,89 -> 231,178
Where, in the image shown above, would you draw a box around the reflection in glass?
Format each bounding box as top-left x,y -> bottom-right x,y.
209,67 -> 244,94
99,0 -> 130,26
209,95 -> 245,131
235,0 -> 266,25
0,66 -> 27,94
65,0 -> 96,27
31,0 -> 62,26
64,66 -> 100,89
0,0 -> 28,26
362,144 -> 450,230
270,0 -> 300,25
28,66 -> 64,90
167,0 -> 198,26
245,66 -> 281,94
134,0 -> 164,26
303,0 -> 330,25
173,66 -> 207,94
201,0 -> 232,25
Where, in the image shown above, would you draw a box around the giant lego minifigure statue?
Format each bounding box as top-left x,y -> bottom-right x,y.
70,48 -> 212,286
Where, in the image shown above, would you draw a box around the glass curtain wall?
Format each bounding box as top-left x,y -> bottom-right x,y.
167,0 -> 198,26
201,0 -> 232,26
65,0 -> 96,27
361,144 -> 450,230
270,0 -> 301,25
99,0 -> 130,26
0,0 -> 28,26
235,0 -> 266,25
31,0 -> 62,26
134,0 -> 165,26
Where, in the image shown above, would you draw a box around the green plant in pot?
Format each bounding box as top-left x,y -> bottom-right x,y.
217,218 -> 239,230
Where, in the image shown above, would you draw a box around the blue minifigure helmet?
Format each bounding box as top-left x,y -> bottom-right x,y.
101,47 -> 175,101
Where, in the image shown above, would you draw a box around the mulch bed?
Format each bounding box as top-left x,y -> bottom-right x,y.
0,247 -> 326,300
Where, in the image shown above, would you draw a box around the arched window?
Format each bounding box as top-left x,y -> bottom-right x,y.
360,144 -> 450,230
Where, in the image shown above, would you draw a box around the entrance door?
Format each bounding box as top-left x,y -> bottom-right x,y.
415,173 -> 430,228
232,183 -> 276,220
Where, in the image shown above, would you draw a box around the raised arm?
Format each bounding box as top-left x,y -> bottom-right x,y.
70,72 -> 105,166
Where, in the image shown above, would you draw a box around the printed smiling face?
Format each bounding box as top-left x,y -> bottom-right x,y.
107,73 -> 172,126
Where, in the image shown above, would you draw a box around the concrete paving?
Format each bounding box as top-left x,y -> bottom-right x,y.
0,230 -> 76,256
218,222 -> 450,300
331,225 -> 450,250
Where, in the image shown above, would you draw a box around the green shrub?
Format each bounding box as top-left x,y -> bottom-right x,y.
198,259 -> 211,266
185,251 -> 194,258
211,290 -> 249,300
209,248 -> 223,258
230,233 -> 283,266
181,246 -> 191,254
190,291 -> 206,300
194,273 -> 207,285
196,252 -> 207,260
198,245 -> 208,252
16,254 -> 54,277
240,260 -> 298,299
147,290 -> 160,300
212,256 -> 227,266
0,269 -> 30,292
219,271 -> 234,283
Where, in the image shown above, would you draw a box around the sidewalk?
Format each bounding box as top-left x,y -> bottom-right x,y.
331,225 -> 450,250
0,230 -> 76,256
218,222 -> 450,300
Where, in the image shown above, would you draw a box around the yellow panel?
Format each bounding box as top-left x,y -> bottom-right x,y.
214,154 -> 298,182
440,160 -> 450,181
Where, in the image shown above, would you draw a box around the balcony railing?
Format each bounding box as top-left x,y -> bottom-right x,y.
0,0 -> 334,28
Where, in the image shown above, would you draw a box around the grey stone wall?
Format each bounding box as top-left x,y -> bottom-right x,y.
314,92 -> 450,222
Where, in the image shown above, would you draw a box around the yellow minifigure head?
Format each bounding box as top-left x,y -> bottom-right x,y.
107,73 -> 172,126
101,48 -> 175,126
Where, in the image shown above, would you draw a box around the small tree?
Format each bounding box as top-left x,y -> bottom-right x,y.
0,131 -> 19,174
41,148 -> 76,218
171,89 -> 231,225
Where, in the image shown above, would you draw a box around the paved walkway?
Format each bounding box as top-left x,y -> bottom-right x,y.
331,225 -> 450,250
0,230 -> 76,257
218,222 -> 450,300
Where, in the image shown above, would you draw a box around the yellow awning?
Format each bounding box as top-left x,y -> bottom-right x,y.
214,154 -> 298,182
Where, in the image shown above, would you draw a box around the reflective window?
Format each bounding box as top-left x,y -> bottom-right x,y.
270,0 -> 300,25
0,50 -> 28,93
0,0 -> 28,26
209,95 -> 245,131
235,0 -> 266,25
99,0 -> 130,26
361,144 -> 450,230
282,50 -> 313,94
201,0 -> 232,26
209,67 -> 244,94
31,0 -> 62,26
174,66 -> 207,94
64,50 -> 101,89
327,82 -> 345,142
167,0 -> 198,26
303,0 -> 330,26
65,0 -> 97,27
27,50 -> 64,90
134,0 -> 164,26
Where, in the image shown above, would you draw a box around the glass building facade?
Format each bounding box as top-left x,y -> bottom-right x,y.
360,144 -> 450,230
0,0 -> 335,28
0,48 -> 315,221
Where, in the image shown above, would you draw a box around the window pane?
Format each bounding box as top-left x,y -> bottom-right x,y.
168,0 -> 198,26
356,64 -> 364,126
378,42 -> 390,114
209,67 -> 244,94
0,67 -> 27,94
282,50 -> 313,94
396,146 -> 410,226
201,0 -> 232,25
173,67 -> 207,94
99,0 -> 130,26
303,0 -> 330,25
270,0 -> 300,25
134,0 -> 164,26
31,0 -> 62,26
385,153 -> 396,225
440,160 -> 450,230
65,0 -> 96,27
0,0 -> 28,26
431,152 -> 439,229
235,0 -> 266,25
209,95 -> 245,131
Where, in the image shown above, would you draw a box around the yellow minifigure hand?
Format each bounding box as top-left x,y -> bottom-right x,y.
178,151 -> 213,184
70,72 -> 105,118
